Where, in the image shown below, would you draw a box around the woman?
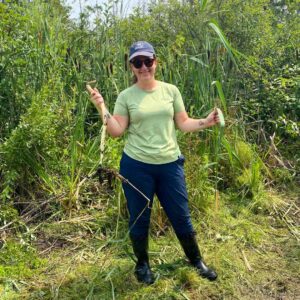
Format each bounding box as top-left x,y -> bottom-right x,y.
88,41 -> 219,284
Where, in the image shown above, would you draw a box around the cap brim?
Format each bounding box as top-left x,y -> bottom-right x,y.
129,51 -> 154,61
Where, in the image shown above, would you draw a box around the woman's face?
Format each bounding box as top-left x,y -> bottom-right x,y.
130,56 -> 157,82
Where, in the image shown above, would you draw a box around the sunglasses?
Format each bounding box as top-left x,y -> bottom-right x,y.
130,58 -> 155,69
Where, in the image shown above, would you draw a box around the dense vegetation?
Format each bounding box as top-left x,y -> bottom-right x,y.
0,0 -> 299,299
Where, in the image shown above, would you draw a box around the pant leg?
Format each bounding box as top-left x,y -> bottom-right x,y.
120,152 -> 155,238
155,155 -> 195,237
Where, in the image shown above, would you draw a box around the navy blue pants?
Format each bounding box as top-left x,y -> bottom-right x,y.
119,152 -> 194,238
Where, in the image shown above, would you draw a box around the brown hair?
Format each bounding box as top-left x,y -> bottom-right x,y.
132,74 -> 138,84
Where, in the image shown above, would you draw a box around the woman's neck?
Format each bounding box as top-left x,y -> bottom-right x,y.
136,79 -> 158,91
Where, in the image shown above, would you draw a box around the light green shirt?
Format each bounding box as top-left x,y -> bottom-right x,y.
113,81 -> 185,164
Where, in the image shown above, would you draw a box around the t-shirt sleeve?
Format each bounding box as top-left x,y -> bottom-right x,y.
113,93 -> 128,116
173,86 -> 185,113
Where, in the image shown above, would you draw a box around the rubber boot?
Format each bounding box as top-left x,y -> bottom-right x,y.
178,232 -> 217,281
130,235 -> 155,284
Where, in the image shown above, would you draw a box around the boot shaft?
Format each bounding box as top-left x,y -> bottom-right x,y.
177,232 -> 202,265
130,234 -> 149,265
177,232 -> 218,281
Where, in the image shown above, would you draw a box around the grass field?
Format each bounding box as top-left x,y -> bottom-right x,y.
1,163 -> 299,299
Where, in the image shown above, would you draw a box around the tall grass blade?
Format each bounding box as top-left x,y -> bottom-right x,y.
209,19 -> 239,67
211,80 -> 227,113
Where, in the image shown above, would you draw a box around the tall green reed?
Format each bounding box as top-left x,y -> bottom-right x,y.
0,0 -> 268,218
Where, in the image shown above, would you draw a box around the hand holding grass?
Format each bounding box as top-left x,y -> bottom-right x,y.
86,84 -> 128,136
205,107 -> 224,127
86,84 -> 105,112
175,107 -> 225,132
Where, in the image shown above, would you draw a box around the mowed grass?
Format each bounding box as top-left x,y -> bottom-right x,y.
1,186 -> 299,300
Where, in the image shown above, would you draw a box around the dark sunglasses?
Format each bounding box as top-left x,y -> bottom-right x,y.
130,58 -> 155,69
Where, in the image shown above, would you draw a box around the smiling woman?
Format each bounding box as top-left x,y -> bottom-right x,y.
87,41 -> 221,285
129,41 -> 157,85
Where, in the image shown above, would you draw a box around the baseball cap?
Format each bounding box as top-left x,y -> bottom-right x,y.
129,41 -> 155,61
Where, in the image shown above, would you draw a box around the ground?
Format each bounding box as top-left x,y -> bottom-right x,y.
0,187 -> 299,300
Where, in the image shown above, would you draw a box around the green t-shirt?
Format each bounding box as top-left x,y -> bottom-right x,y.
113,81 -> 185,164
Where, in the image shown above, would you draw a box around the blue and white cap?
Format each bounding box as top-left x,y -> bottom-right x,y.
129,41 -> 155,61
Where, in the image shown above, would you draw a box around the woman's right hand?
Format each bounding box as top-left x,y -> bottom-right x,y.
86,84 -> 129,137
86,85 -> 105,111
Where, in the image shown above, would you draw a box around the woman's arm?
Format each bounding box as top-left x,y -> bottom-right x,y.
104,113 -> 129,137
174,109 -> 220,133
87,85 -> 128,137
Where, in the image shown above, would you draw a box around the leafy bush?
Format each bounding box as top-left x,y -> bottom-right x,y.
0,79 -> 68,201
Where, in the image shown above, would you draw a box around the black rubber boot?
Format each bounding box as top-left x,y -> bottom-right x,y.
178,232 -> 217,281
130,235 -> 155,285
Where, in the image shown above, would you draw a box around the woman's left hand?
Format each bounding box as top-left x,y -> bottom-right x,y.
205,108 -> 220,127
